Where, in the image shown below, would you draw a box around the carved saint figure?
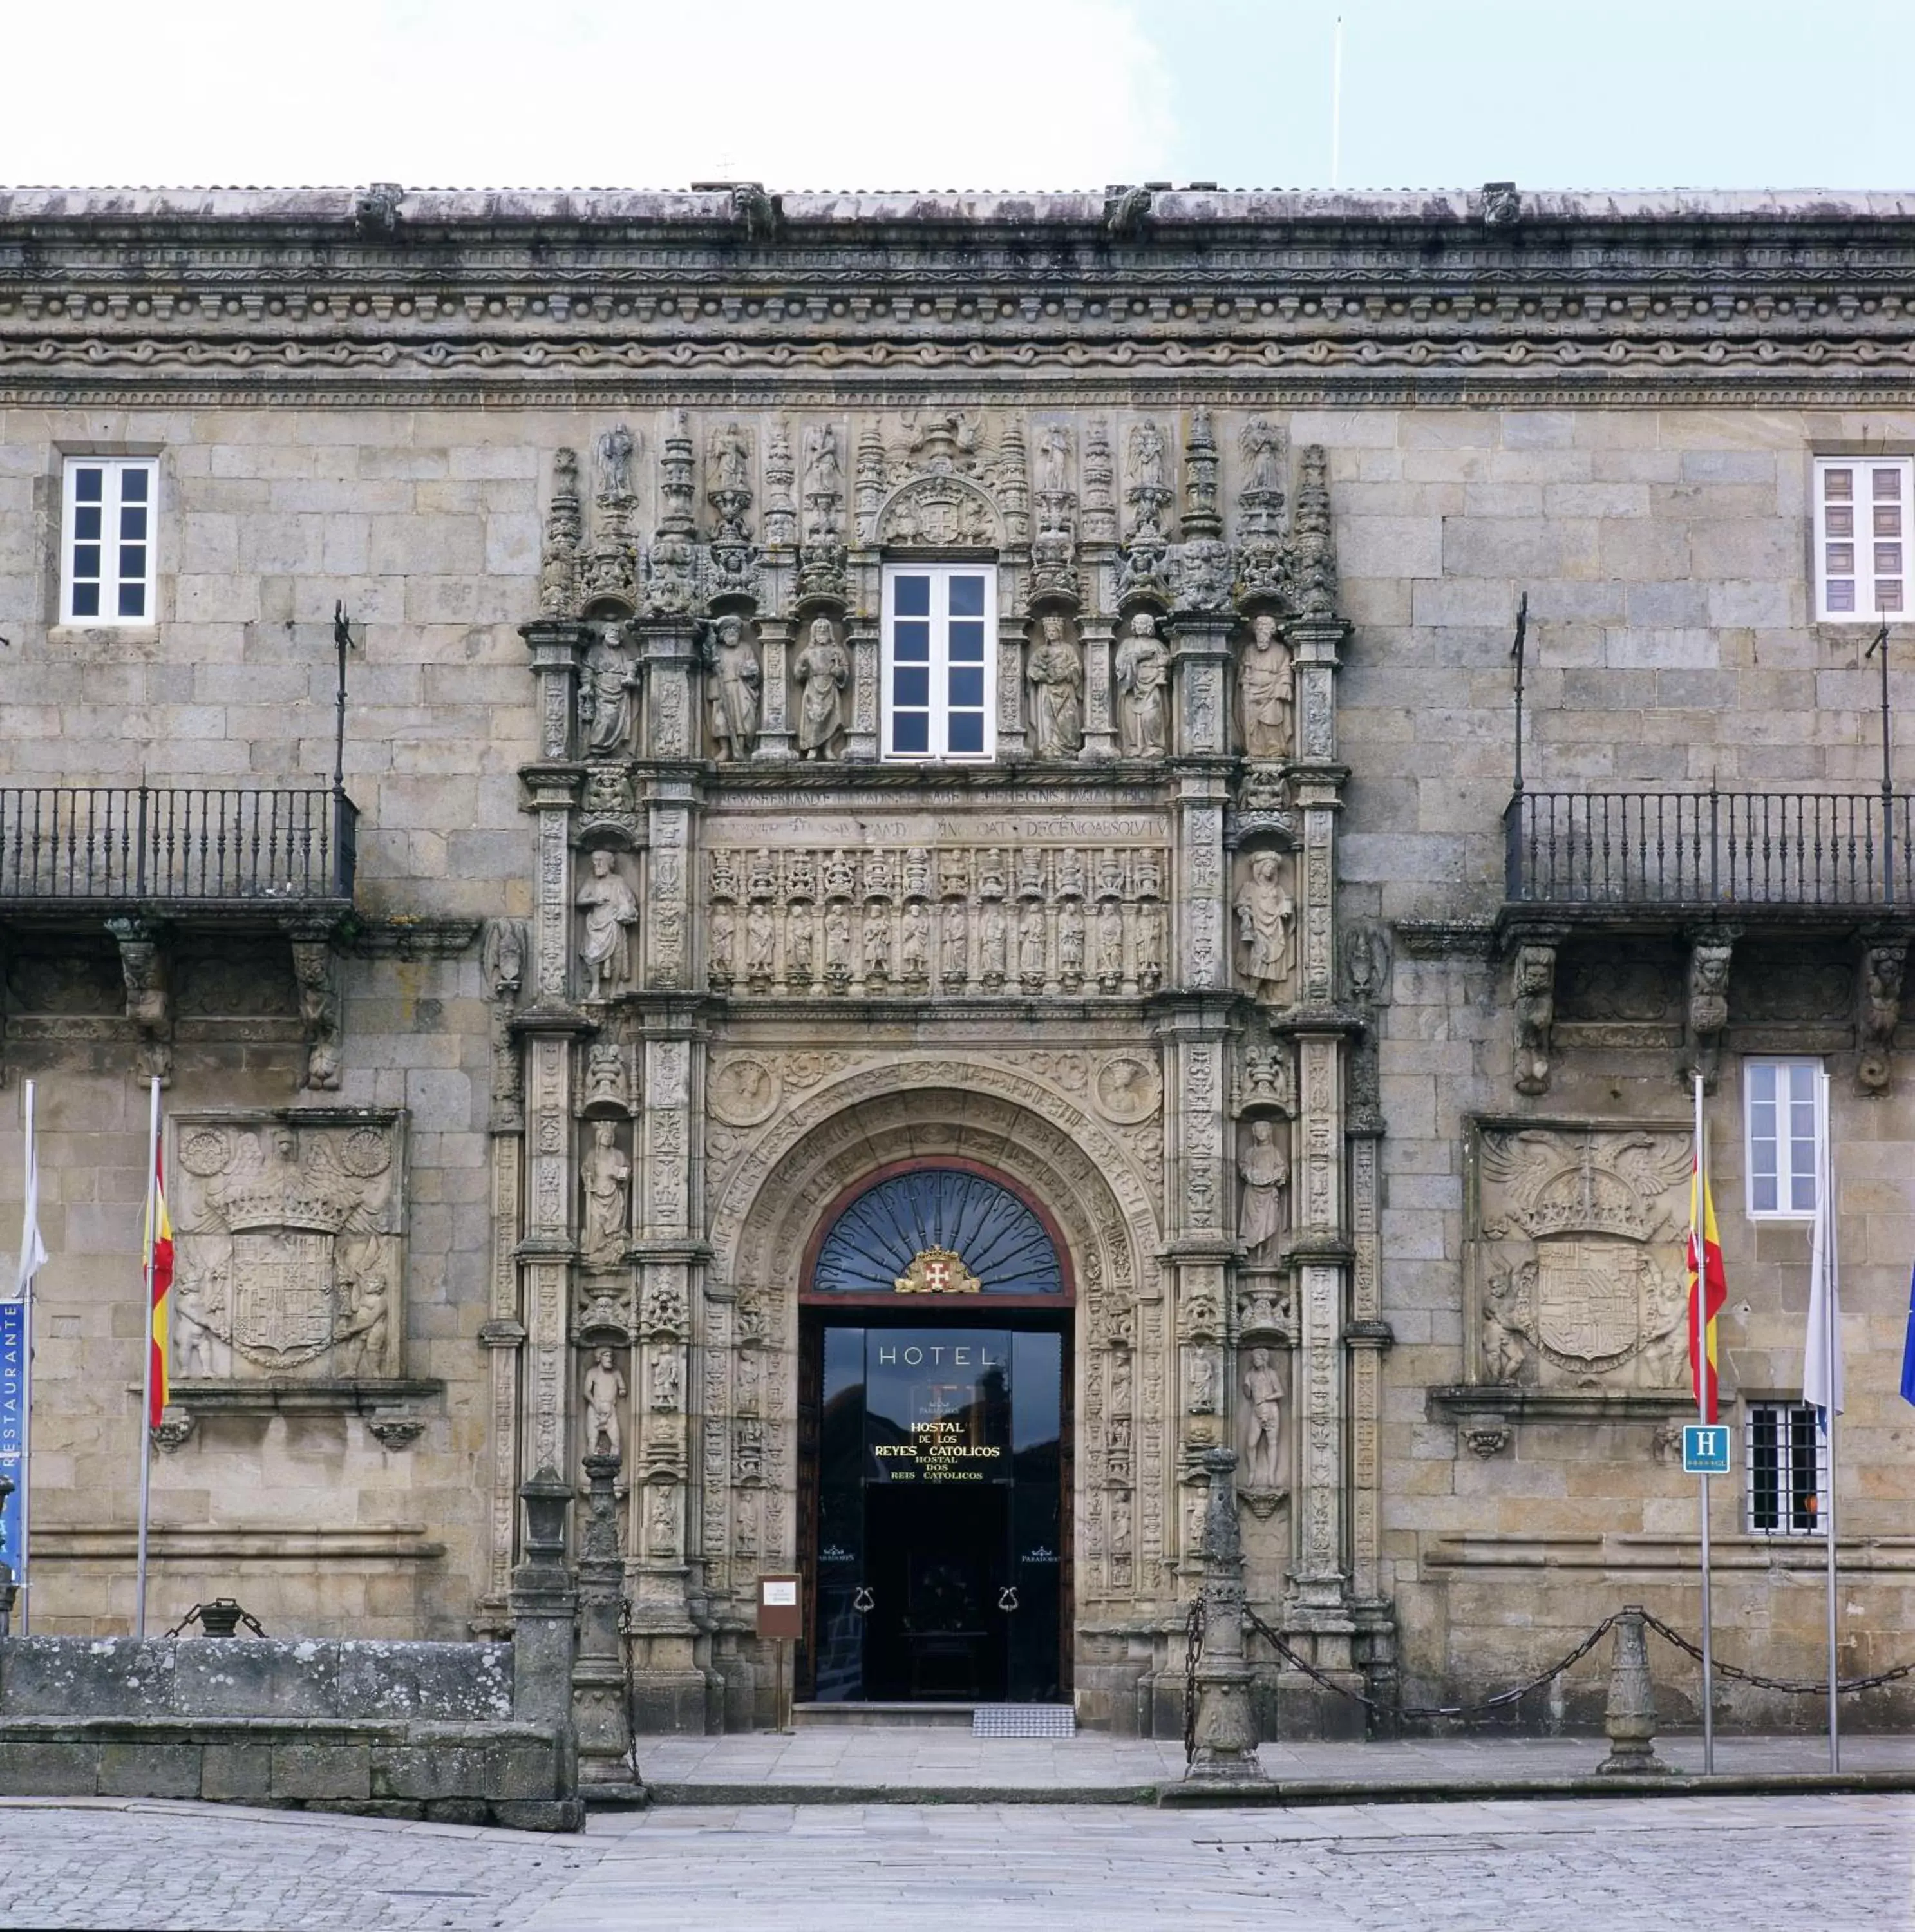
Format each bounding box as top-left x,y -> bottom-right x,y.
707,902 -> 737,986
577,849 -> 639,998
596,423 -> 634,499
1245,423 -> 1285,495
900,902 -> 930,981
580,627 -> 640,755
1114,613 -> 1170,757
980,902 -> 1009,985
1238,612 -> 1293,761
1188,1349 -> 1218,1415
1018,903 -> 1046,987
802,423 -> 844,530
784,902 -> 813,983
1095,900 -> 1125,989
1130,421 -> 1167,494
1057,900 -> 1084,983
745,902 -> 777,983
824,902 -> 853,982
1135,900 -> 1163,989
1027,611 -> 1084,758
940,905 -> 968,984
793,616 -> 851,760
1240,1347 -> 1288,1490
712,422 -> 751,497
584,1346 -> 626,1461
703,615 -> 761,761
1238,1119 -> 1289,1262
1233,852 -> 1296,998
862,904 -> 891,982
651,1348 -> 683,1412
580,1120 -> 630,1269
1036,424 -> 1069,499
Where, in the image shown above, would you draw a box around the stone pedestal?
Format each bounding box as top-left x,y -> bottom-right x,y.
1596,1605 -> 1668,1776
507,1467 -> 578,1765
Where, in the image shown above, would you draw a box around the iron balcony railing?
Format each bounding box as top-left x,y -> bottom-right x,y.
0,785 -> 357,907
1505,789 -> 1914,910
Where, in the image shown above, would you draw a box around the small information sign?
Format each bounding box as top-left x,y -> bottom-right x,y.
1682,1424 -> 1731,1476
756,1572 -> 803,1641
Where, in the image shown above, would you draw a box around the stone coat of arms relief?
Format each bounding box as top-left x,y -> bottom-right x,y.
1467,1121 -> 1695,1393
170,1110 -> 407,1383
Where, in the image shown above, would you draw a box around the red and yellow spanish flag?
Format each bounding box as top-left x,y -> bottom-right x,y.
1685,1158 -> 1728,1423
146,1142 -> 173,1426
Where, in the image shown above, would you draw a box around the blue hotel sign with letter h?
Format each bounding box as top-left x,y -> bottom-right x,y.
1682,1424 -> 1731,1477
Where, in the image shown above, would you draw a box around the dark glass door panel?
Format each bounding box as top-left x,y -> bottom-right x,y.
813,1326 -> 866,1701
1009,1330 -> 1063,1701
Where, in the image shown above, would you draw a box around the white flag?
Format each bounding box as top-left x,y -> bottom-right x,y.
13,1085 -> 46,1302
1803,1098 -> 1842,1419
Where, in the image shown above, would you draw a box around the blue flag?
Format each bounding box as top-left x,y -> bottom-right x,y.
1902,1263 -> 1915,1408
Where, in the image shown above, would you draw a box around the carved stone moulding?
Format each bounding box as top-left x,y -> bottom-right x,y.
165,1375 -> 444,1451
167,1106 -> 409,1395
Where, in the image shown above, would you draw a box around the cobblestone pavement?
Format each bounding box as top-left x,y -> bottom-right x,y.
3,1792 -> 1909,1931
636,1727 -> 1915,1790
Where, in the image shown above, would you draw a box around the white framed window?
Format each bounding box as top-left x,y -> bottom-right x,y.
61,457 -> 156,624
882,564 -> 995,761
1744,1057 -> 1822,1220
1746,1401 -> 1827,1536
1814,455 -> 1910,621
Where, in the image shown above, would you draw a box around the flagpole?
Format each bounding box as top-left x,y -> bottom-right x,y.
16,1079 -> 34,1636
1820,1068 -> 1840,1772
1693,1070 -> 1715,1776
134,1075 -> 159,1641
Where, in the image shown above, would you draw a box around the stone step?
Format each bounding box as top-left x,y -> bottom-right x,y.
791,1701 -> 977,1728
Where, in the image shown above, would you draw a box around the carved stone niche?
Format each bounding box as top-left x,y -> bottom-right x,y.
165,1108 -> 435,1442
1461,1117 -> 1704,1416
1229,844 -> 1298,1008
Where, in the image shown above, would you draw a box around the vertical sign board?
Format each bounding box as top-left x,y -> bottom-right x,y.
0,1300 -> 24,1573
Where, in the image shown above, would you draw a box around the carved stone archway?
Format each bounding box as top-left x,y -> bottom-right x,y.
699,1057 -> 1171,1627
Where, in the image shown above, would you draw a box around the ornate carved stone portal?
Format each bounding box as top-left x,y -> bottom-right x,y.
502,408 -> 1369,1730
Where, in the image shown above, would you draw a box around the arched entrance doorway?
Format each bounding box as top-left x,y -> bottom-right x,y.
797,1160 -> 1073,1705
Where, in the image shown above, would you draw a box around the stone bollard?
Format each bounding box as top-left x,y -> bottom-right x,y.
1595,1605 -> 1668,1776
1184,1447 -> 1270,1786
572,1451 -> 635,1785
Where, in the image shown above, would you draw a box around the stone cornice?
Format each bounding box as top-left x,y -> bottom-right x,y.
8,186 -> 1915,404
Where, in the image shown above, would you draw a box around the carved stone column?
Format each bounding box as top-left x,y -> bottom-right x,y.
480,918 -> 529,1618
1080,616 -> 1117,761
636,619 -> 699,764
1171,616 -> 1233,761
844,548 -> 880,762
996,606 -> 1028,759
572,1449 -> 634,1783
1185,1448 -> 1269,1785
753,615 -> 794,761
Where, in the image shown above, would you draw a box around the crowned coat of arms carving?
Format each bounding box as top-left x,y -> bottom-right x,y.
169,1110 -> 407,1382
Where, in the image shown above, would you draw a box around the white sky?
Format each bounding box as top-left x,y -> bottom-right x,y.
6,0 -> 1914,193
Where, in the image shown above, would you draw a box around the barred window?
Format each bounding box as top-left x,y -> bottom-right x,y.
1744,1057 -> 1822,1220
1746,1402 -> 1827,1536
61,457 -> 156,624
1815,456 -> 1910,622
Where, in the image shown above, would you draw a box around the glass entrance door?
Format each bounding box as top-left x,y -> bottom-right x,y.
811,1323 -> 1062,1703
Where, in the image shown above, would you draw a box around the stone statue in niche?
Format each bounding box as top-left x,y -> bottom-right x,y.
1238,613 -> 1293,760
1238,1119 -> 1289,1260
802,424 -> 844,537
1239,1347 -> 1288,1492
583,1346 -> 626,1461
597,422 -> 635,499
1232,852 -> 1296,999
703,614 -> 762,761
1026,611 -> 1084,758
1114,613 -> 1171,756
580,625 -> 640,755
580,1120 -> 630,1269
651,1348 -> 683,1412
577,849 -> 640,999
1035,423 -> 1069,498
793,616 -> 851,760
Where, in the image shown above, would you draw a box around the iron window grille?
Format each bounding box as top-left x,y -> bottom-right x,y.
1746,1401 -> 1827,1537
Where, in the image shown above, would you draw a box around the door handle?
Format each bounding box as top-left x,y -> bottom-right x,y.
997,1586 -> 1019,1613
853,1585 -> 874,1613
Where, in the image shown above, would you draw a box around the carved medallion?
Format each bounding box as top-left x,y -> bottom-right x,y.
709,1054 -> 781,1128
1093,1053 -> 1161,1124
892,1247 -> 983,1295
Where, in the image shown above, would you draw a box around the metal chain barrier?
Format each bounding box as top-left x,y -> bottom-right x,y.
1181,1596 -> 1206,1765
1639,1609 -> 1915,1698
1240,1604 -> 1622,1727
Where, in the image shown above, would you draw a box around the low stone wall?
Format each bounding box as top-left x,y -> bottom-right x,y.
0,1637 -> 583,1830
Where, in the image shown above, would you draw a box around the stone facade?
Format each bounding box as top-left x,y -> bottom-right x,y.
2,185 -> 1913,1728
